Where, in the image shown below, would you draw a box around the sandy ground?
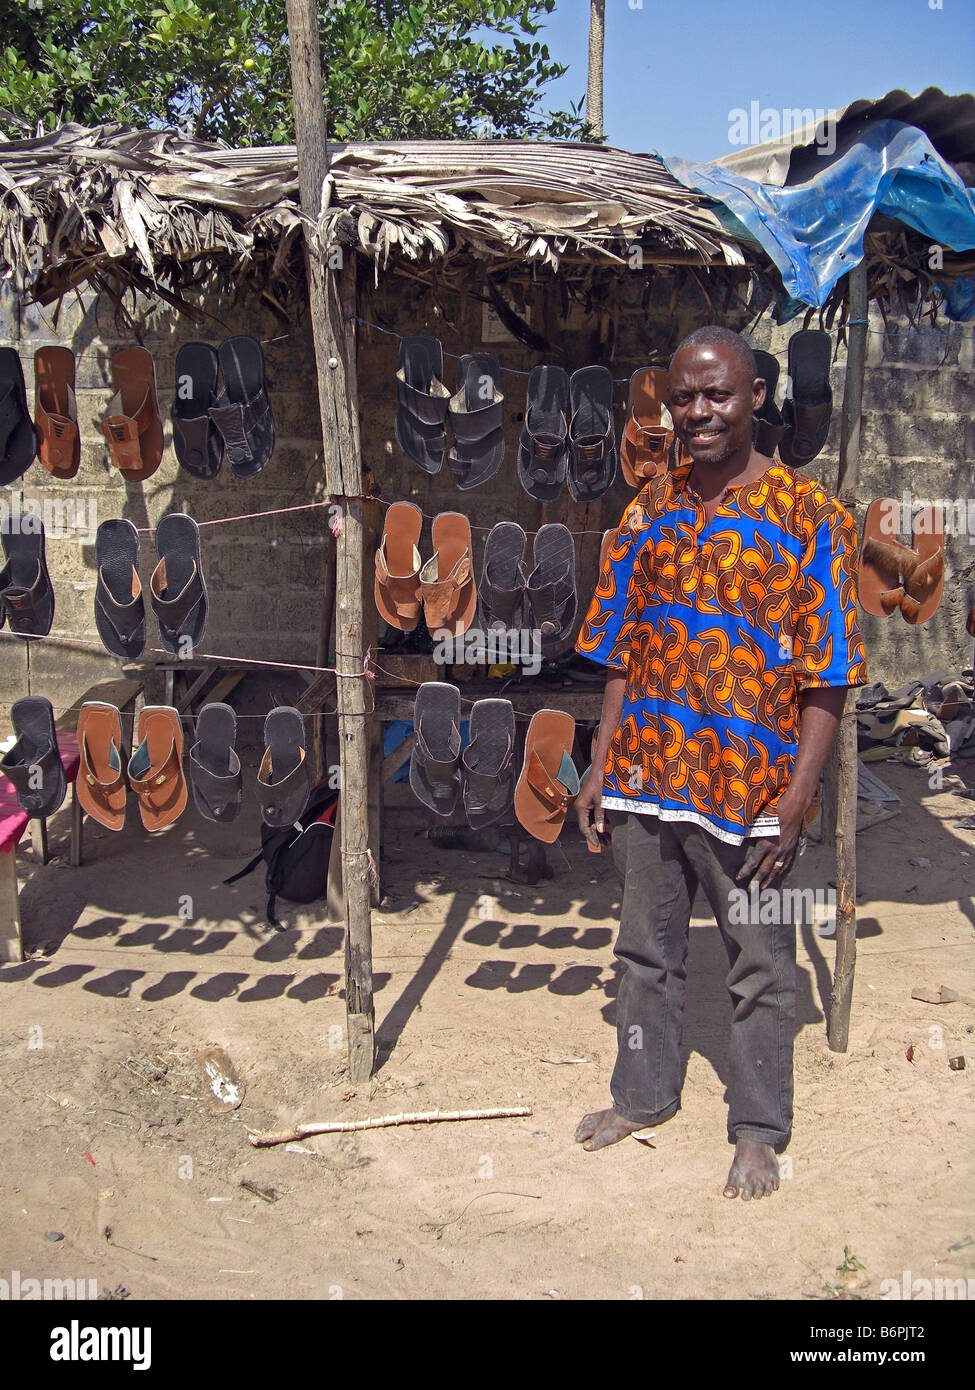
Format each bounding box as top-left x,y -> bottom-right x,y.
1,755 -> 973,1302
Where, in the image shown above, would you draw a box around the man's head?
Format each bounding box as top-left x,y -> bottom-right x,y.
667,327 -> 764,469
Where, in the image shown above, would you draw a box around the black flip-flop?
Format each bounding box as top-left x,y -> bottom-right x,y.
0,348 -> 37,487
478,521 -> 527,633
518,365 -> 569,501
0,513 -> 54,639
447,353 -> 505,490
94,518 -> 146,660
1,696 -> 65,818
189,702 -> 242,823
257,706 -> 312,828
526,524 -> 577,657
211,336 -> 275,478
752,349 -> 785,459
173,342 -> 223,480
462,698 -> 516,829
409,681 -> 462,818
567,366 -> 617,503
150,513 -> 208,656
780,330 -> 832,468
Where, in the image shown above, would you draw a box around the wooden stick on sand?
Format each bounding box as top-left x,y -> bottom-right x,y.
248,1106 -> 533,1148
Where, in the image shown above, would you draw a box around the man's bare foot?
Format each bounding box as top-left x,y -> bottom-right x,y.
575,1108 -> 646,1151
723,1138 -> 780,1199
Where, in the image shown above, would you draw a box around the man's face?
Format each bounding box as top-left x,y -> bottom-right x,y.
667,344 -> 765,468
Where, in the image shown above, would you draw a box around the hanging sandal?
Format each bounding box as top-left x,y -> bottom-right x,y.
127,705 -> 187,831
94,518 -> 146,660
514,708 -> 579,843
101,347 -> 164,482
0,697 -> 66,819
462,699 -> 516,829
150,513 -> 208,656
620,368 -> 672,488
76,702 -> 127,832
858,499 -> 919,618
525,523 -> 577,657
0,513 -> 54,639
395,335 -> 450,475
409,681 -> 462,818
34,346 -> 80,479
375,501 -> 423,632
752,349 -> 786,460
903,506 -> 945,626
189,702 -> 242,824
0,347 -> 37,487
518,365 -> 569,501
419,511 -> 477,636
780,330 -> 832,468
211,336 -> 275,479
446,352 -> 505,490
173,342 -> 223,480
256,706 -> 312,829
567,365 -> 617,503
478,521 -> 527,633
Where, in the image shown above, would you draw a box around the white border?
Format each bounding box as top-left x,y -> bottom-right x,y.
600,796 -> 780,846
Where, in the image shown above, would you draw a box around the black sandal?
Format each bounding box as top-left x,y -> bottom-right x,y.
0,513 -> 54,639
1,697 -> 65,818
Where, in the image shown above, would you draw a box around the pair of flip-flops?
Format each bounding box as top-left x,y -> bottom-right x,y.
173,337 -> 275,480
0,348 -> 38,487
478,521 -> 577,657
518,365 -> 617,503
0,514 -> 55,639
0,697 -> 66,818
513,709 -> 579,843
94,514 -> 208,659
375,504 -> 476,636
859,499 -> 945,624
395,336 -> 504,488
77,702 -> 188,832
409,684 -> 516,827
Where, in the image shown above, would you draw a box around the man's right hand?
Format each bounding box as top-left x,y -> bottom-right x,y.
575,770 -> 606,850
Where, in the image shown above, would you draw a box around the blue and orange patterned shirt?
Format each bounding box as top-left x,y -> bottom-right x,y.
576,461 -> 868,845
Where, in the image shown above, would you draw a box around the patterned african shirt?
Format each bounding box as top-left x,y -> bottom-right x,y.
576,461 -> 868,845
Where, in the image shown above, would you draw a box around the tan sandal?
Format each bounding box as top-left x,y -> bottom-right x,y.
903,506 -> 945,625
620,369 -> 673,488
375,501 -> 423,631
35,346 -> 81,479
101,347 -> 164,482
514,709 -> 579,843
419,511 -> 476,636
127,706 -> 186,831
76,702 -> 127,832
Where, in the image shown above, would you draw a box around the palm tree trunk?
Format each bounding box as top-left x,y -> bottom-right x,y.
586,0 -> 605,140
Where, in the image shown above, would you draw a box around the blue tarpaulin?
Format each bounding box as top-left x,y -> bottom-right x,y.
664,120 -> 975,321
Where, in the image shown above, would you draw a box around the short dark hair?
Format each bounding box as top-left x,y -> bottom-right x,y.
670,326 -> 757,382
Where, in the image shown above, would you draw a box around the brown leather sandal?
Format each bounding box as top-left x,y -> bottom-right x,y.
419,511 -> 476,636
514,709 -> 579,843
101,347 -> 164,482
859,499 -> 919,618
35,347 -> 81,479
76,702 -> 127,832
127,705 -> 187,831
903,506 -> 945,625
375,501 -> 423,632
620,369 -> 673,488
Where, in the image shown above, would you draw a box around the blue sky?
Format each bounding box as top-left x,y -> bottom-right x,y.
528,0 -> 975,159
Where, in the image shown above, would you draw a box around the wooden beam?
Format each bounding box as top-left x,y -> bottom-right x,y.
287,0 -> 375,1082
826,259 -> 868,1053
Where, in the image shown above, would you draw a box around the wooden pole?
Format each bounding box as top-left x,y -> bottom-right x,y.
586,0 -> 606,139
826,259 -> 868,1052
286,0 -> 375,1081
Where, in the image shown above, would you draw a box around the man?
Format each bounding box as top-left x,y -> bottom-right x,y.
574,326 -> 867,1199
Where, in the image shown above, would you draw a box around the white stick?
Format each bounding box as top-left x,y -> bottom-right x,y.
248,1106 -> 532,1147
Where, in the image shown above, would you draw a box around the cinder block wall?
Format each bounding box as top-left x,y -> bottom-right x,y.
3,268 -> 972,735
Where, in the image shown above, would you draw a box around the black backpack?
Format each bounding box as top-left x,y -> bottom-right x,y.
225,779 -> 339,930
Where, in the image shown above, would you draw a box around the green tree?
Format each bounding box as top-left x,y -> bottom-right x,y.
0,0 -> 589,145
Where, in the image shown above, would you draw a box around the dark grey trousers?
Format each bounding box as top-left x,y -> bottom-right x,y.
610,813 -> 796,1147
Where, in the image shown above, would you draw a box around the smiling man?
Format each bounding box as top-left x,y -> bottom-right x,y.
574,326 -> 867,1199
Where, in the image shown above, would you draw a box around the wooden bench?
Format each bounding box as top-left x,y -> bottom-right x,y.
1,734 -> 83,964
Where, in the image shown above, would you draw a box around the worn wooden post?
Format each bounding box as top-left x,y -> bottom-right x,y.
826,260 -> 868,1052
286,0 -> 375,1080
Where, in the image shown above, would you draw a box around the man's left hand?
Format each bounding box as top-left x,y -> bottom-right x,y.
737,796 -> 805,890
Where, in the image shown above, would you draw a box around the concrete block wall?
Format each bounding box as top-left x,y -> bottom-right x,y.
3,265 -> 972,737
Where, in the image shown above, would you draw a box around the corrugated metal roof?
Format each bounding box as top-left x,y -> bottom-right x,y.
715,86 -> 975,186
